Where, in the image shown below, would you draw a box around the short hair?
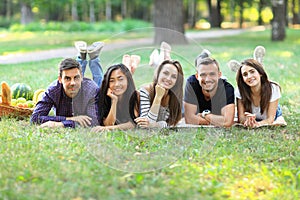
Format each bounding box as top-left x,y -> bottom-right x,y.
195,53 -> 220,71
58,58 -> 82,77
196,57 -> 220,71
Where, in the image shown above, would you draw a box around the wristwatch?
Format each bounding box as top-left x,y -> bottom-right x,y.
202,109 -> 211,118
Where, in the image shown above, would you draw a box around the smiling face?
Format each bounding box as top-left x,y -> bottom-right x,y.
241,65 -> 261,88
109,69 -> 128,96
157,63 -> 178,90
197,62 -> 221,93
58,68 -> 82,98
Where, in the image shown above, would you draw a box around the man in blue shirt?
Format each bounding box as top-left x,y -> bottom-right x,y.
30,58 -> 99,128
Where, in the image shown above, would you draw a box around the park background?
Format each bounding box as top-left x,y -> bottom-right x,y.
0,0 -> 300,199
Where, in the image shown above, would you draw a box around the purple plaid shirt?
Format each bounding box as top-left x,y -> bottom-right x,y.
30,78 -> 99,128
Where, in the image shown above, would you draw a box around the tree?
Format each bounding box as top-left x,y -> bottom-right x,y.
271,0 -> 286,41
207,0 -> 222,28
20,1 -> 33,24
187,0 -> 197,28
153,0 -> 187,44
292,0 -> 300,24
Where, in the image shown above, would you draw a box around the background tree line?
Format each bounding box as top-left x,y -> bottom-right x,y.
1,0 -> 299,41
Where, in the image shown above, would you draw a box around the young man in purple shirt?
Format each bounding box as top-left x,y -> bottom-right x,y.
30,58 -> 99,128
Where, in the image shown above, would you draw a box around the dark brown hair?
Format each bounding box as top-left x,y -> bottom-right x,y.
58,58 -> 82,77
148,60 -> 184,126
98,63 -> 139,125
236,58 -> 280,114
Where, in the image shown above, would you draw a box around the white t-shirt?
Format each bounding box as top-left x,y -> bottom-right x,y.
235,83 -> 281,120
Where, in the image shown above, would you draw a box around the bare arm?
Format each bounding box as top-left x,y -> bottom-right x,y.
148,85 -> 165,117
92,121 -> 135,132
237,98 -> 247,124
238,99 -> 278,128
103,88 -> 118,126
183,102 -> 209,125
256,100 -> 278,126
204,104 -> 235,127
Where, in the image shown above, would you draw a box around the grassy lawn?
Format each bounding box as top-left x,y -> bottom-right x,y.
0,28 -> 299,199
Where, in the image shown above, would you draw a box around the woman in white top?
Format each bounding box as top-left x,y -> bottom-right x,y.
135,60 -> 184,128
236,58 -> 284,128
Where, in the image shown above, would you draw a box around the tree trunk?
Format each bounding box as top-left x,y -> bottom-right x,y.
6,0 -> 11,19
230,0 -> 235,22
72,0 -> 78,21
284,0 -> 288,26
238,0 -> 244,28
89,0 -> 95,22
21,2 -> 33,25
106,0 -> 112,21
207,0 -> 222,28
258,0 -> 263,25
153,0 -> 187,44
121,0 -> 127,19
291,0 -> 299,24
187,0 -> 197,28
271,0 -> 286,41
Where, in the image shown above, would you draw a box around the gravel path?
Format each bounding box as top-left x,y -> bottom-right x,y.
0,29 -> 247,64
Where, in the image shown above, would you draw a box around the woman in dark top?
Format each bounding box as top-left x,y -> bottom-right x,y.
92,63 -> 139,132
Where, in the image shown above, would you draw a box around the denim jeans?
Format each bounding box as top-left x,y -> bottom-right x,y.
77,57 -> 103,87
275,103 -> 282,120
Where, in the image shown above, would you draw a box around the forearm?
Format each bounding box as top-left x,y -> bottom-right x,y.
238,115 -> 247,124
149,97 -> 162,116
205,114 -> 233,127
185,114 -> 209,125
257,117 -> 275,126
103,100 -> 117,126
105,121 -> 135,130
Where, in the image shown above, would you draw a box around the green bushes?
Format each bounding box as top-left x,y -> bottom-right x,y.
9,19 -> 152,32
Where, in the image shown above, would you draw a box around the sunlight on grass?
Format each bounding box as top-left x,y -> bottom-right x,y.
0,28 -> 299,199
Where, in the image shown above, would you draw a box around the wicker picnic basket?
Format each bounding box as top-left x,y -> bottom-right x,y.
0,94 -> 33,118
0,82 -> 33,119
0,103 -> 33,118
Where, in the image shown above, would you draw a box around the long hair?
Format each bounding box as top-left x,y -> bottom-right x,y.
149,60 -> 184,126
236,58 -> 280,114
98,63 -> 139,125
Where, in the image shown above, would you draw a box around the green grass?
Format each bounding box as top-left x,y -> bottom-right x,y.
0,28 -> 300,199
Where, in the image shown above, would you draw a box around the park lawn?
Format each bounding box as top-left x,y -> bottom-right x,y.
0,28 -> 300,199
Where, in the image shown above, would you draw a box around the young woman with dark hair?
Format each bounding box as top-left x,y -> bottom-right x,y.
236,58 -> 285,128
135,60 -> 184,128
91,63 -> 139,132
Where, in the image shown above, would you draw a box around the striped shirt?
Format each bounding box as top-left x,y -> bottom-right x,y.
30,78 -> 99,128
139,87 -> 169,128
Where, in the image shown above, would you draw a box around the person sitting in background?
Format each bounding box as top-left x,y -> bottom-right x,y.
183,50 -> 235,127
91,63 -> 139,132
30,58 -> 99,128
135,60 -> 184,128
235,58 -> 286,128
74,41 -> 104,87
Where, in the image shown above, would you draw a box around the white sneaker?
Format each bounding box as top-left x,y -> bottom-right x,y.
87,41 -> 105,59
149,49 -> 160,68
253,45 -> 265,64
195,49 -> 211,66
227,60 -> 241,72
130,55 -> 141,74
160,41 -> 171,60
74,41 -> 87,53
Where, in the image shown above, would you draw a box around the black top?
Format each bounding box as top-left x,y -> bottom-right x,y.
184,75 -> 235,115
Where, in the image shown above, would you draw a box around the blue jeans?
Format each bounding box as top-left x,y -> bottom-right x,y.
77,57 -> 103,87
275,103 -> 282,120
